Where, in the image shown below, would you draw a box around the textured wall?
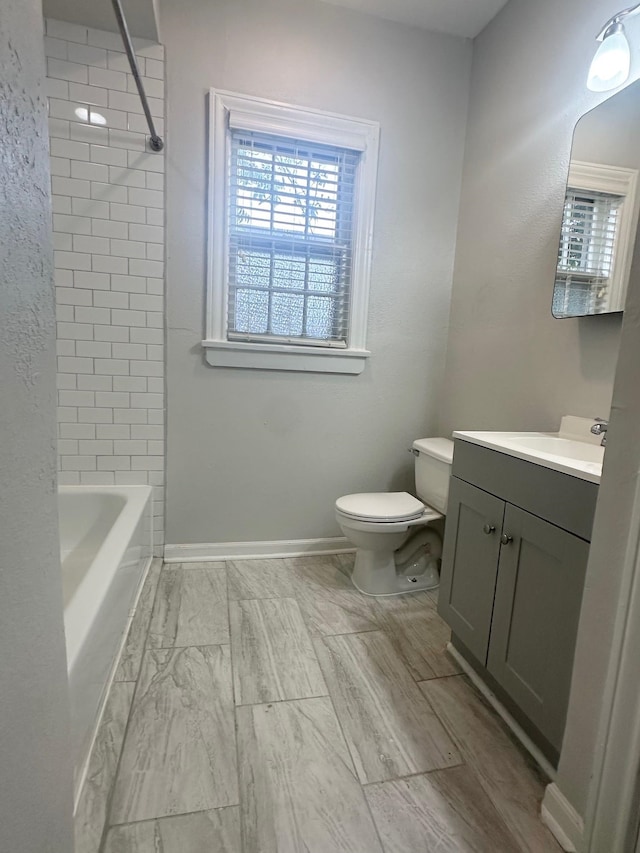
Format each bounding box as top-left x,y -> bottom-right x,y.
554,23 -> 640,822
161,0 -> 472,546
559,188 -> 640,828
439,0 -> 634,437
0,2 -> 74,850
45,18 -> 166,555
443,0 -> 640,821
571,81 -> 640,168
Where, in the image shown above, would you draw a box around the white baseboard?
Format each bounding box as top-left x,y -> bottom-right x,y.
446,642 -> 557,781
164,537 -> 355,562
541,783 -> 584,852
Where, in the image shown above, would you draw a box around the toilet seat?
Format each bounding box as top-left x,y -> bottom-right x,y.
335,436 -> 452,596
335,492 -> 426,523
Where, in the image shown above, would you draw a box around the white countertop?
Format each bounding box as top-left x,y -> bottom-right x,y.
452,429 -> 605,484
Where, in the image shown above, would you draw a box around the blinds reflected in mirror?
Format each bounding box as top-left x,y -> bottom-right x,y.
227,130 -> 360,346
550,77 -> 640,320
553,189 -> 622,317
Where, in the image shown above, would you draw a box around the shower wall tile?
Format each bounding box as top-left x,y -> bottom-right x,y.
46,18 -> 165,555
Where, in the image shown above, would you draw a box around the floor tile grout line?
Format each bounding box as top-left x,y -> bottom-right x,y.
95,679 -> 136,853
417,670 -> 556,788
88,557 -> 552,852
87,558 -> 399,848
317,631 -> 415,785
228,593 -> 288,602
362,763 -> 529,851
230,558 -> 459,789
226,564 -> 245,853
147,562 -> 231,651
230,555 -> 385,850
107,802 -> 240,830
310,629 -> 388,852
360,760 -> 468,789
314,628 -> 468,784
312,635 -> 360,774
145,640 -> 232,652
104,563 -> 239,844
288,558 -> 384,641
415,671 -> 520,751
415,673 -> 466,689
308,627 -> 382,639
230,591 -> 330,708
413,674 -> 470,754
234,690 -> 331,709
97,560 -> 166,852
128,559 -> 164,683
412,672 -> 552,853
360,772 -> 390,852
105,569 -> 244,838
289,586 -> 329,700
410,668 -> 466,685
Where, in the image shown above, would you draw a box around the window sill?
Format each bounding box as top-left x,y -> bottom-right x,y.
202,339 -> 370,374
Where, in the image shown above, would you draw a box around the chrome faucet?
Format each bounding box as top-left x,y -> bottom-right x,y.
591,418 -> 609,446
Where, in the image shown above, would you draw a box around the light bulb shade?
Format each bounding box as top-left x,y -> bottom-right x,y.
587,27 -> 631,92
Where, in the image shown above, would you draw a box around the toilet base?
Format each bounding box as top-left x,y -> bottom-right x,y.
351,548 -> 440,597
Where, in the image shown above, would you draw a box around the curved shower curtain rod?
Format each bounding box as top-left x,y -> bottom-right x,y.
111,0 -> 164,152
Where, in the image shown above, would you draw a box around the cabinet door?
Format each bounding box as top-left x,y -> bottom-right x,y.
487,505 -> 589,751
438,477 -> 505,664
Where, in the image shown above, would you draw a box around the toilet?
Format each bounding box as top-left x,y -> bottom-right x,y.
335,437 -> 454,596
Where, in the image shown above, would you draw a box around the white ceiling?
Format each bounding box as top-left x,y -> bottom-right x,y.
42,0 -> 510,46
314,0 -> 510,38
42,0 -> 160,41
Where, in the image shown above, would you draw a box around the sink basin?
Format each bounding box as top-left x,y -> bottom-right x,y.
452,426 -> 605,484
504,435 -> 605,465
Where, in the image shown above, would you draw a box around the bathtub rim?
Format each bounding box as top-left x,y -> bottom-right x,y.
60,484 -> 153,676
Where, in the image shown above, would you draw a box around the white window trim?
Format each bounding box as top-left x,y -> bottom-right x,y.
203,89 -> 380,374
563,160 -> 639,312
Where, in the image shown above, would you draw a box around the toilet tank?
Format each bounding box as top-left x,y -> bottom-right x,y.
412,437 -> 454,514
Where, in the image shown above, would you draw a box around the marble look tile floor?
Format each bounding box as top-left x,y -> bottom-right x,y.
77,554 -> 561,853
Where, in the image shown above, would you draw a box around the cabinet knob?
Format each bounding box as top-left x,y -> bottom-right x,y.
482,523 -> 496,535
500,533 -> 514,545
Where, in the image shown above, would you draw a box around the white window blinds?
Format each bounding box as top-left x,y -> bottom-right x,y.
554,188 -> 622,314
227,130 -> 360,347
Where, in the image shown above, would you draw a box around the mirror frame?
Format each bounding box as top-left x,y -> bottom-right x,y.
552,79 -> 640,319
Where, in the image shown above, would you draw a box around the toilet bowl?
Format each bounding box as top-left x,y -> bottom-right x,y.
336,438 -> 454,596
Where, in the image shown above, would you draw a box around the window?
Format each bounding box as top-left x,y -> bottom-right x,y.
228,132 -> 357,346
554,188 -> 622,315
204,90 -> 380,373
553,161 -> 638,317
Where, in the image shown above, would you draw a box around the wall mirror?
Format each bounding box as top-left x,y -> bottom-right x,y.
552,78 -> 640,318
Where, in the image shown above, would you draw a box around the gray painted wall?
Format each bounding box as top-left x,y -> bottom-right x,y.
439,0 -> 632,437
558,216 -> 640,818
42,0 -> 160,40
161,0 -> 472,545
0,1 -> 74,850
571,80 -> 640,169
442,0 -> 640,821
555,33 -> 640,823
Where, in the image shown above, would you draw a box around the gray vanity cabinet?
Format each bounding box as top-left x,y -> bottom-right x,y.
438,440 -> 597,760
487,505 -> 589,751
438,478 -> 504,663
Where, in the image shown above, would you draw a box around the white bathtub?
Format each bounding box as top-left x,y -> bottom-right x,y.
58,485 -> 152,790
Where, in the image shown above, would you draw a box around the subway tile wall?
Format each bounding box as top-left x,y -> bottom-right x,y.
45,18 -> 165,555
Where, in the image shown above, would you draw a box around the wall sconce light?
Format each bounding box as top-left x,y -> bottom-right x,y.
587,4 -> 640,91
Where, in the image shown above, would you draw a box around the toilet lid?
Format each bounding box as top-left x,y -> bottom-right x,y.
336,492 -> 426,522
